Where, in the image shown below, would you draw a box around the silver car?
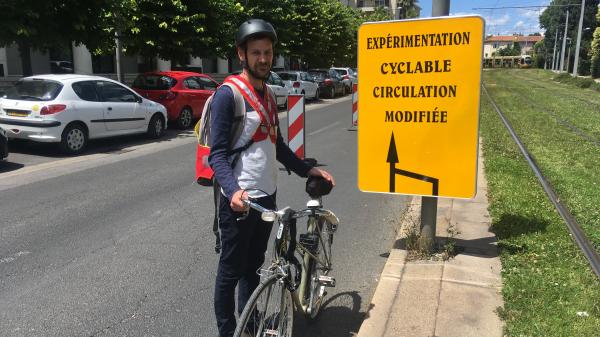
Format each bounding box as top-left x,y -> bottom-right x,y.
331,67 -> 357,94
266,71 -> 289,108
277,71 -> 319,100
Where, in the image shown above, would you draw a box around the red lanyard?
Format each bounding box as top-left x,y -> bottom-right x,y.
225,75 -> 277,143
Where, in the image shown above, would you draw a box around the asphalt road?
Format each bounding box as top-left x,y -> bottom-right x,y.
0,95 -> 409,337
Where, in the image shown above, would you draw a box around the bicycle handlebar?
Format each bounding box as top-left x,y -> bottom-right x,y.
241,198 -> 339,225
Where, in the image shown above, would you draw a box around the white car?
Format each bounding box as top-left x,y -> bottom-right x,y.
277,71 -> 319,100
0,74 -> 168,154
266,71 -> 289,108
331,67 -> 357,94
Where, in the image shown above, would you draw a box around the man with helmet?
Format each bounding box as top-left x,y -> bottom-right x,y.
208,19 -> 334,337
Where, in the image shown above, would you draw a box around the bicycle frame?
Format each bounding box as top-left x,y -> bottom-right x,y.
246,199 -> 336,316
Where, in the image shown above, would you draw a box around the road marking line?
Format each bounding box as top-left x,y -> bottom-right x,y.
0,251 -> 31,264
308,121 -> 340,136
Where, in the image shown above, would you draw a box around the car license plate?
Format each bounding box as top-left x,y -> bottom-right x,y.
6,109 -> 30,117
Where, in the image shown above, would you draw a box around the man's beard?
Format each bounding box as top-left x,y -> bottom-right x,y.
246,61 -> 271,81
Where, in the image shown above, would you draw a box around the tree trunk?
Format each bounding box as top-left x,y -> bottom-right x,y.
18,41 -> 33,77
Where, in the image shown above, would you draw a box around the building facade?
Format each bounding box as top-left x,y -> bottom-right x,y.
0,43 -> 285,85
483,35 -> 544,57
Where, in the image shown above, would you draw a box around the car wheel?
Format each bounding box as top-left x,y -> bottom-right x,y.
147,113 -> 165,139
314,88 -> 320,100
301,90 -> 306,99
60,123 -> 87,155
177,107 -> 193,129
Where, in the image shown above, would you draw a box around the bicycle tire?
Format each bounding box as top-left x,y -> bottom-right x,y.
305,216 -> 334,319
233,273 -> 294,337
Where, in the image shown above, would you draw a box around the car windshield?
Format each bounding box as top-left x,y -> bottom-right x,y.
309,72 -> 327,80
334,69 -> 348,75
132,75 -> 176,90
277,73 -> 297,81
5,79 -> 63,101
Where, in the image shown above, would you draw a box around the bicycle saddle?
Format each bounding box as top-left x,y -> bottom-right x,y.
306,175 -> 333,198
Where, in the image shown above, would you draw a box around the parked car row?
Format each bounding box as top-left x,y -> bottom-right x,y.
275,67 -> 356,100
0,74 -> 168,155
0,67 -> 355,156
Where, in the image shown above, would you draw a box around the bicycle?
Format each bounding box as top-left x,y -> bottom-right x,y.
233,192 -> 339,337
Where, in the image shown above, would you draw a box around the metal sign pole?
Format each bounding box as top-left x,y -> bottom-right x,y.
419,0 -> 451,252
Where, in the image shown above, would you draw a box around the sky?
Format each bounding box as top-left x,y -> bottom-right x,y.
418,0 -> 551,36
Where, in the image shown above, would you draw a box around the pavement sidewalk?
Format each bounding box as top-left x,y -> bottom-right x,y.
356,152 -> 504,337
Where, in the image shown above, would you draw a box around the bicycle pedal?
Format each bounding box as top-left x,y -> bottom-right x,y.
318,275 -> 336,287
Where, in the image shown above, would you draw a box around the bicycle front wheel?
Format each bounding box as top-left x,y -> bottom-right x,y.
234,273 -> 294,337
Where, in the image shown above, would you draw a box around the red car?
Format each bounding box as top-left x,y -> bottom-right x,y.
132,71 -> 219,129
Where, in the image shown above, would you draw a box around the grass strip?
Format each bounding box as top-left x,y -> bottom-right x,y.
483,70 -> 600,249
480,87 -> 600,336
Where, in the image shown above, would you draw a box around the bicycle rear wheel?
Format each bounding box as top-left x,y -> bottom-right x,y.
234,273 -> 294,337
305,216 -> 334,319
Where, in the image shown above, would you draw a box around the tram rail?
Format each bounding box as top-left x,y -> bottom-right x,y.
483,85 -> 600,279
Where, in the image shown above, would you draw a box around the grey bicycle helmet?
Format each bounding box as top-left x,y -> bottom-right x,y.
235,19 -> 278,47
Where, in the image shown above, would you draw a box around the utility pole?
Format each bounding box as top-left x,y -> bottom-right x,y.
572,0 -> 586,76
552,29 -> 559,70
567,38 -> 572,73
560,8 -> 569,72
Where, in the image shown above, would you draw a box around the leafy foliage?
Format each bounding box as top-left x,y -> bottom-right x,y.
533,40 -> 546,68
0,0 -> 422,71
539,0 -> 599,75
590,10 -> 600,78
497,44 -> 521,56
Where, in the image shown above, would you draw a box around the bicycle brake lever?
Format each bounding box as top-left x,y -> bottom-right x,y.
236,209 -> 250,221
236,199 -> 251,221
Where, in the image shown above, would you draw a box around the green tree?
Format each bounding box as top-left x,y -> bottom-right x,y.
0,0 -> 107,76
498,45 -> 519,56
92,0 -> 243,64
397,0 -> 420,19
540,0 -> 599,75
512,40 -> 522,55
533,40 -> 547,68
589,8 -> 600,77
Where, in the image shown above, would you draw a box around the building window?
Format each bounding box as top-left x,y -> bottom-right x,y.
493,43 -> 498,49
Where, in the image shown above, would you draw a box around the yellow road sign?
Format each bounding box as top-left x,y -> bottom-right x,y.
357,16 -> 484,198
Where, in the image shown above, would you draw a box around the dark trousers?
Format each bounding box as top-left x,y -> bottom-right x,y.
214,193 -> 275,337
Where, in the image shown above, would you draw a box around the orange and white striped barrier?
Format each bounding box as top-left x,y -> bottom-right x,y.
352,83 -> 358,127
287,94 -> 305,159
